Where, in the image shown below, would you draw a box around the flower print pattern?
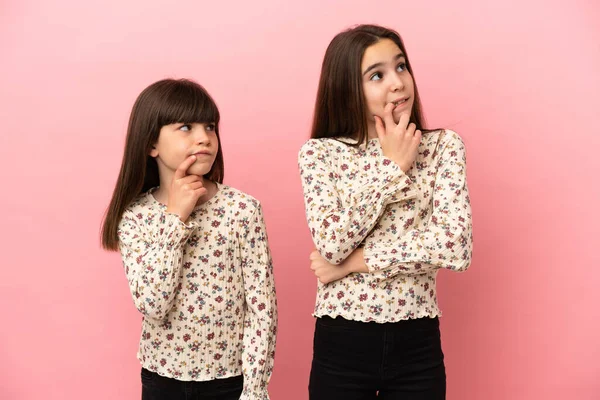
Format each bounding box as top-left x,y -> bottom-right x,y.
363,131 -> 472,276
118,184 -> 277,398
298,130 -> 473,323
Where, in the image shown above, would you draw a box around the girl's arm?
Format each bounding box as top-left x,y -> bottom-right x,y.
310,132 -> 473,282
239,203 -> 277,400
298,139 -> 416,265
118,210 -> 197,320
363,131 -> 473,277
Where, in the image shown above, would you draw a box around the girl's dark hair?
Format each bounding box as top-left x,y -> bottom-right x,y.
101,78 -> 223,251
311,24 -> 429,144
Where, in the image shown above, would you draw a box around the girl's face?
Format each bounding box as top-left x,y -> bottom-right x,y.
150,122 -> 219,180
361,38 -> 415,137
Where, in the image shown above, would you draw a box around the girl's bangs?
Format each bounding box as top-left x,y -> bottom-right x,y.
157,83 -> 220,127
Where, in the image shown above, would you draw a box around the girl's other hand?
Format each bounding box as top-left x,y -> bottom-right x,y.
166,155 -> 207,222
309,248 -> 368,284
374,105 -> 421,173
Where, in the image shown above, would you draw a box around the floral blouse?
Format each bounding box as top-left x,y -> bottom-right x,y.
117,184 -> 277,399
298,130 -> 473,322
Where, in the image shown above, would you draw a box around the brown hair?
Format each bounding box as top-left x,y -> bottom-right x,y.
101,78 -> 224,251
311,24 -> 429,144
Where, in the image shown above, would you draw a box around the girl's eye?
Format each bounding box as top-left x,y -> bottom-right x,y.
206,123 -> 216,131
179,124 -> 192,132
369,72 -> 382,81
397,63 -> 407,72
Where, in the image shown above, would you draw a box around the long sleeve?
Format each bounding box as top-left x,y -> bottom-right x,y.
363,132 -> 473,276
118,210 -> 198,320
239,203 -> 278,400
298,139 -> 416,265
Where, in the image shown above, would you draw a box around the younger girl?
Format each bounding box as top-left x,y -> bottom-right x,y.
102,79 -> 277,400
299,25 -> 473,399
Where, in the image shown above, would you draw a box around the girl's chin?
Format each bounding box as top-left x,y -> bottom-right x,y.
186,165 -> 211,177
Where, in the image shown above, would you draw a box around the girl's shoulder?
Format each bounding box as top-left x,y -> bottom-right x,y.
298,137 -> 328,153
117,191 -> 160,234
123,190 -> 157,216
423,128 -> 466,152
426,128 -> 463,142
298,137 -> 354,160
216,184 -> 262,213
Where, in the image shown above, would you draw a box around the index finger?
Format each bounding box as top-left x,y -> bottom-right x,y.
383,102 -> 396,131
174,155 -> 197,180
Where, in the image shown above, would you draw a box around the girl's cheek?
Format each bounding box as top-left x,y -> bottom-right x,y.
179,142 -> 191,153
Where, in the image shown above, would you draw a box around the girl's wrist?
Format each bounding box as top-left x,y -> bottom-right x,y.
166,207 -> 187,222
347,248 -> 369,273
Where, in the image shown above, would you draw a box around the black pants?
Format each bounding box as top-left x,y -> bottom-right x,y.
141,368 -> 243,400
309,316 -> 446,399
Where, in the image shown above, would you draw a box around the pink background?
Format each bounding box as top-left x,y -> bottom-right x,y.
1,0 -> 599,399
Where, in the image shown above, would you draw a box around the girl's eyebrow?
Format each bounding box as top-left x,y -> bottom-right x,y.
362,53 -> 406,76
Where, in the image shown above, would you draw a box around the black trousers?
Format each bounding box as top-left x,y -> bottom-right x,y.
309,316 -> 446,399
141,368 -> 243,400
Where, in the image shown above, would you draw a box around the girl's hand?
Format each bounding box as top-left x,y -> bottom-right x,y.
166,155 -> 207,222
309,248 -> 368,284
374,105 -> 421,173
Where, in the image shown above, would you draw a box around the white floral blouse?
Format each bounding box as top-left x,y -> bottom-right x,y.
298,130 -> 473,322
117,184 -> 277,399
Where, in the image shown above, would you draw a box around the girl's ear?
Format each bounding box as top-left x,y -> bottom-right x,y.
149,145 -> 159,158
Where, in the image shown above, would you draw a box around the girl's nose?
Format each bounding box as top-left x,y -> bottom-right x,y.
195,126 -> 211,145
389,73 -> 405,92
